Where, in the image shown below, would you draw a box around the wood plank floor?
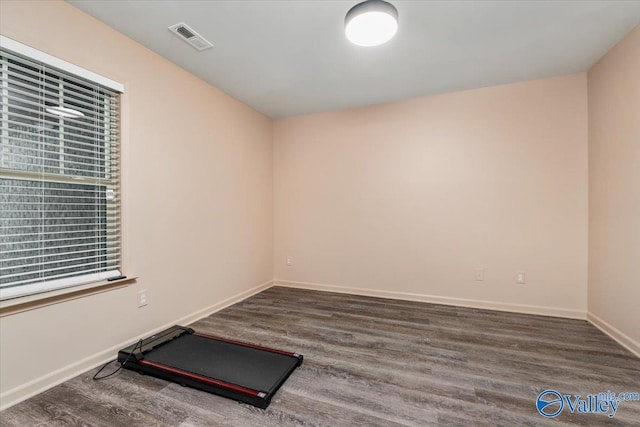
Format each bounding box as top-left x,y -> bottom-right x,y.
2,286 -> 639,426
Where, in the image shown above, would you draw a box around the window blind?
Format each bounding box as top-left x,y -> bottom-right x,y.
0,45 -> 122,300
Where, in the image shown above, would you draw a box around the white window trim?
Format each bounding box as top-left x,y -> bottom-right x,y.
0,271 -> 121,300
0,37 -> 126,303
0,36 -> 124,92
0,275 -> 136,317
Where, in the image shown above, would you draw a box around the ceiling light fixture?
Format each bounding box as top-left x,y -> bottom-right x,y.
46,106 -> 85,119
345,0 -> 398,47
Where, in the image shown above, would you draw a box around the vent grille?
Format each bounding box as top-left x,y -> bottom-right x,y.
176,26 -> 195,39
168,23 -> 213,51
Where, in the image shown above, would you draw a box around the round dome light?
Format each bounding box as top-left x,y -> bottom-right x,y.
345,0 -> 398,47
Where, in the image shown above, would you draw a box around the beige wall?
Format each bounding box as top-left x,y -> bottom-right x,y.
0,0 -> 273,404
1,0 -> 636,412
274,74 -> 589,317
587,25 -> 640,354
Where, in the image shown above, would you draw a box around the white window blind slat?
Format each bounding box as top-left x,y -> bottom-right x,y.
2,93 -> 119,127
2,240 -> 120,255
1,155 -> 118,172
1,201 -> 121,207
0,192 -> 118,201
0,184 -> 118,194
2,222 -> 121,230
1,114 -> 119,137
2,260 -> 120,280
0,85 -> 119,117
0,40 -> 122,300
4,136 -> 119,156
0,50 -> 122,93
1,76 -> 120,113
3,251 -> 121,269
0,159 -> 118,177
2,252 -> 122,273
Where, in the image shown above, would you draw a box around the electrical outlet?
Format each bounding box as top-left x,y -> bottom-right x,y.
137,289 -> 148,307
286,257 -> 293,266
517,272 -> 526,284
475,269 -> 485,281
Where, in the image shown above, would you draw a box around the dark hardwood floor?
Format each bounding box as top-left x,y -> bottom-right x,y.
2,286 -> 639,426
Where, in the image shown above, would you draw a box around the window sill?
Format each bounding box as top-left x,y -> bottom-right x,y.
0,276 -> 137,317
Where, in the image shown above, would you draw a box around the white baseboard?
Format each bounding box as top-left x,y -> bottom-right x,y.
274,279 -> 587,320
587,312 -> 640,358
0,280 -> 273,411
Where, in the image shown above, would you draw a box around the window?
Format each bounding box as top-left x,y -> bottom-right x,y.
0,37 -> 123,300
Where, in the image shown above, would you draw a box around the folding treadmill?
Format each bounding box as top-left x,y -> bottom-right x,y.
118,325 -> 303,409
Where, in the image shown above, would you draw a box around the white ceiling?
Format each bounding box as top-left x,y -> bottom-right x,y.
67,0 -> 640,118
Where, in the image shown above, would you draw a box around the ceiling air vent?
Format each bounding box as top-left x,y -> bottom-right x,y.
168,23 -> 213,51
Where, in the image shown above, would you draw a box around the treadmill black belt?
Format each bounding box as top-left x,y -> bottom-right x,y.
144,333 -> 300,392
118,326 -> 303,408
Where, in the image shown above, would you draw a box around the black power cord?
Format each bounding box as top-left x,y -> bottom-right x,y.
93,339 -> 143,381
